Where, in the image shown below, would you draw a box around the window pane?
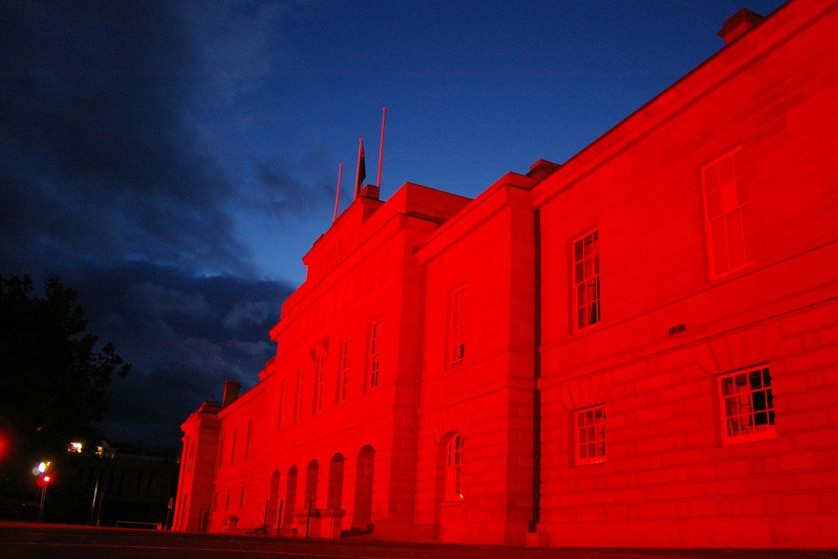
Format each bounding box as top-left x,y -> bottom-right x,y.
719,366 -> 775,442
575,405 -> 606,464
573,230 -> 600,331
702,150 -> 751,277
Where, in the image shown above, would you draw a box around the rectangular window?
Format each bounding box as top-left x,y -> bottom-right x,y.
445,434 -> 464,501
448,286 -> 466,366
244,422 -> 252,460
313,352 -> 326,414
185,440 -> 195,473
277,378 -> 287,430
239,486 -> 246,508
574,404 -> 606,465
216,437 -> 224,470
573,230 -> 601,331
293,368 -> 304,423
230,429 -> 237,465
369,320 -> 381,389
338,339 -> 350,403
702,148 -> 752,277
719,365 -> 775,444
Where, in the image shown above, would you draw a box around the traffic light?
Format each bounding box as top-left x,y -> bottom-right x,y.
37,473 -> 53,487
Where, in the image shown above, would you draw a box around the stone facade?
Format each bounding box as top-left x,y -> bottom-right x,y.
173,1 -> 838,548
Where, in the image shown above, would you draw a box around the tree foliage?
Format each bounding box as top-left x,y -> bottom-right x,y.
0,275 -> 131,465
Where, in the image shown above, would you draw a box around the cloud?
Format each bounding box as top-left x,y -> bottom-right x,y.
0,0 -> 254,277
182,0 -> 297,100
253,158 -> 334,218
227,340 -> 274,358
129,283 -> 211,319
224,301 -> 270,329
62,262 -> 293,449
0,1 -> 318,449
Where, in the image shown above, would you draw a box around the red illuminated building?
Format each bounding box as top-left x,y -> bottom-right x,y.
173,1 -> 838,548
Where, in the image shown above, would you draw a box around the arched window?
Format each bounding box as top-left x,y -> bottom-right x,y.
445,433 -> 464,501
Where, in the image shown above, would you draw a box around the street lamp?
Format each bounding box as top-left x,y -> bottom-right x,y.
34,460 -> 53,522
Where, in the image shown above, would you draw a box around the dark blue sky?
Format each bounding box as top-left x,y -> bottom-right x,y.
0,0 -> 786,449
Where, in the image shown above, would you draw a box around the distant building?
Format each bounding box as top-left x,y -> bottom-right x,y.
30,443 -> 178,527
173,1 -> 838,548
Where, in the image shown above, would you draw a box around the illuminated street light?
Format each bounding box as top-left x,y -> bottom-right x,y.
34,460 -> 53,522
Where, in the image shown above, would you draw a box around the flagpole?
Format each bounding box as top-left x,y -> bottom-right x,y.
333,162 -> 343,223
376,107 -> 387,189
354,138 -> 365,199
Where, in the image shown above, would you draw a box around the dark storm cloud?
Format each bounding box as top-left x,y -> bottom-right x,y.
0,1 -> 309,449
254,157 -> 334,218
0,0 -> 250,276
64,262 -> 293,449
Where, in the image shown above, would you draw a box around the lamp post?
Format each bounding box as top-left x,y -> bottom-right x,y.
35,461 -> 52,522
89,472 -> 101,524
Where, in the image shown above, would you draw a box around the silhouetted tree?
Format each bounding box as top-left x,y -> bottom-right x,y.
0,275 -> 130,478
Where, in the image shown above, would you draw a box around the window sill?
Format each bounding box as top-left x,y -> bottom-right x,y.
575,457 -> 607,466
721,428 -> 777,446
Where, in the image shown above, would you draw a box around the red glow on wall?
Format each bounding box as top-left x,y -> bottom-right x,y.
173,2 -> 838,550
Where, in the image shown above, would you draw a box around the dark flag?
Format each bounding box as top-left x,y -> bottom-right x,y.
354,138 -> 366,198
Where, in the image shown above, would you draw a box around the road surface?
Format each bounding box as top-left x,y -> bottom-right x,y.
0,522 -> 835,559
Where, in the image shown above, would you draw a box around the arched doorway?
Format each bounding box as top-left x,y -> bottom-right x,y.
283,466 -> 298,529
352,445 -> 374,529
305,459 -> 319,514
267,470 -> 280,532
327,453 -> 345,513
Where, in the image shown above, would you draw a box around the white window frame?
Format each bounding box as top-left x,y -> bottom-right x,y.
313,352 -> 326,414
244,422 -> 252,460
369,320 -> 381,389
701,147 -> 753,278
293,368 -> 304,423
445,434 -> 464,501
573,229 -> 601,331
277,378 -> 287,430
338,339 -> 350,402
448,286 -> 466,366
574,404 -> 606,465
718,364 -> 776,445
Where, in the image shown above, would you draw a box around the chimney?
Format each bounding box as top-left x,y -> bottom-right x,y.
527,159 -> 561,182
359,184 -> 380,200
717,8 -> 765,45
222,380 -> 241,407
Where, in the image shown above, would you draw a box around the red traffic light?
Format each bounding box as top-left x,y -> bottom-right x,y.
37,474 -> 53,486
